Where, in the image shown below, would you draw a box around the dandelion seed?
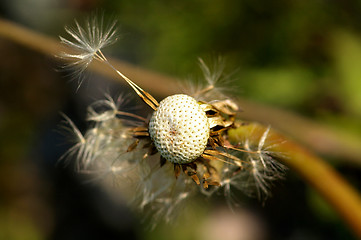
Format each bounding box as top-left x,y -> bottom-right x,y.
59,16 -> 286,227
184,57 -> 238,103
59,16 -> 118,88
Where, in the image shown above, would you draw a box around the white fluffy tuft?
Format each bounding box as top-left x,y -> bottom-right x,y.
59,16 -> 118,87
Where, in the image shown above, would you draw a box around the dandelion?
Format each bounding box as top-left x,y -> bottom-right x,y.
59,16 -> 286,226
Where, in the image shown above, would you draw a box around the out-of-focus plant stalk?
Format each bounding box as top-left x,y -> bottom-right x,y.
1,17 -> 361,238
229,123 -> 361,239
1,18 -> 360,165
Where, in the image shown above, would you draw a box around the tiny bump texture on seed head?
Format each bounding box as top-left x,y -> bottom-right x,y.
149,94 -> 210,164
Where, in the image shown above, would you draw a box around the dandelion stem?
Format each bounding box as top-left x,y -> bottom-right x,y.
94,50 -> 159,111
195,84 -> 214,96
116,111 -> 147,121
224,146 -> 258,154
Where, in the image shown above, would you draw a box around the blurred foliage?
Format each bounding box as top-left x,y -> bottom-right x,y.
0,207 -> 44,240
99,0 -> 361,123
330,30 -> 361,117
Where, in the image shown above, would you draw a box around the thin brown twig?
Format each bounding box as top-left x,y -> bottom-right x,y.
0,18 -> 360,165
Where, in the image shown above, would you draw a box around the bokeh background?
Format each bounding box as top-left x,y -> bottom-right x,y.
1,0 -> 361,239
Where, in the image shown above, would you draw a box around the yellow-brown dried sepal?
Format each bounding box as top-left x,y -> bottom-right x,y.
182,164 -> 200,185
126,139 -> 140,152
202,172 -> 221,189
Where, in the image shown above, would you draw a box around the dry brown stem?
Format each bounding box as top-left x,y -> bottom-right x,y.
229,123 -> 361,238
1,18 -> 360,165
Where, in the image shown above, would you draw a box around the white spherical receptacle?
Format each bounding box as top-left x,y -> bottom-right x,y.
149,94 -> 210,164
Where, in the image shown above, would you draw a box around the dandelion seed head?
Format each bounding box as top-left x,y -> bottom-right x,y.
58,16 -> 288,227
149,94 -> 210,164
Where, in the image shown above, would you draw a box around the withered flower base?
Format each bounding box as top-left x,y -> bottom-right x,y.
59,16 -> 285,226
129,93 -> 242,190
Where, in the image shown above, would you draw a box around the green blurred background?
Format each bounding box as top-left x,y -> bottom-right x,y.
0,0 -> 361,239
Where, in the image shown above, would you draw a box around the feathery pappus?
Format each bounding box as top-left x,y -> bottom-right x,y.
59,16 -> 286,227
